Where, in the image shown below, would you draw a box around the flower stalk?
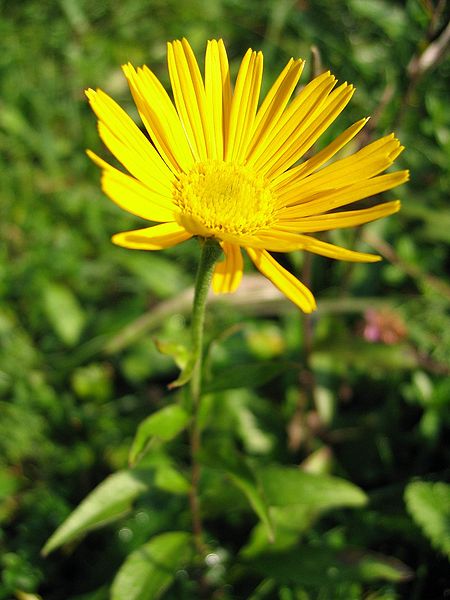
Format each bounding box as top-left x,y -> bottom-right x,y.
188,238 -> 222,556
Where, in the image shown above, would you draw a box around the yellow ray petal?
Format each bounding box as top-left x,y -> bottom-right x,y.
112,222 -> 191,250
246,248 -> 316,312
87,151 -> 177,222
296,234 -> 382,262
217,40 -> 232,155
247,58 -> 305,157
167,39 -> 209,161
225,50 -> 263,162
264,83 -> 355,179
122,63 -> 194,173
205,39 -> 231,160
246,71 -> 336,169
205,40 -> 224,160
97,122 -> 173,196
276,200 -> 401,232
282,170 -> 409,216
253,231 -> 381,262
272,117 -> 368,190
85,88 -> 173,188
276,134 -> 403,203
212,242 -> 243,293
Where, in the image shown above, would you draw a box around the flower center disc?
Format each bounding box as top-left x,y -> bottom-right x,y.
173,160 -> 275,238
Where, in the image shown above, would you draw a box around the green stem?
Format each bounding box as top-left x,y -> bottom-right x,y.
188,238 -> 222,556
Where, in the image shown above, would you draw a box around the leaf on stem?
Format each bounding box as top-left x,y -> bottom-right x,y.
129,404 -> 190,466
42,470 -> 150,556
111,531 -> 193,600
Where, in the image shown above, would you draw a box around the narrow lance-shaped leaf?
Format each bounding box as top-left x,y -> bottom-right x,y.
42,470 -> 149,556
111,531 -> 193,600
129,404 -> 190,466
257,465 -> 367,509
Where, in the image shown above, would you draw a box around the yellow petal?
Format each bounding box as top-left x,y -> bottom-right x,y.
272,117 -> 368,190
205,40 -> 224,160
247,58 -> 305,157
246,248 -> 316,312
276,134 -> 403,204
249,230 -> 380,262
122,63 -> 194,173
296,235 -> 382,262
204,40 -> 231,160
264,83 -> 355,179
212,242 -> 243,293
87,150 -> 176,222
112,222 -> 191,250
282,170 -> 409,216
246,71 -> 336,170
167,39 -> 209,161
225,50 -> 263,162
217,40 -> 232,155
276,200 -> 401,233
85,88 -> 173,189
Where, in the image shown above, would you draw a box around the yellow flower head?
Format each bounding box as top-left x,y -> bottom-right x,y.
86,39 -> 408,312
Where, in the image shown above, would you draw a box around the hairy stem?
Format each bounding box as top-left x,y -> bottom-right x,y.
188,238 -> 222,557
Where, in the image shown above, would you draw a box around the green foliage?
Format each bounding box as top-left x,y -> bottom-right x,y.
42,282 -> 87,347
129,404 -> 190,466
42,471 -> 150,556
258,466 -> 367,509
2,0 -> 449,598
247,544 -> 411,587
204,360 -> 293,393
110,532 -> 193,600
405,481 -> 450,558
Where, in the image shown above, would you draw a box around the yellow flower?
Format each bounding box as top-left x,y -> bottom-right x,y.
86,39 -> 408,312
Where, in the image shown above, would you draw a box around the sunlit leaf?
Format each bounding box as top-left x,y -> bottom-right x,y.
405,480 -> 450,557
42,470 -> 150,555
111,531 -> 193,600
227,465 -> 275,543
154,464 -> 190,495
257,465 -> 367,509
129,405 -> 190,467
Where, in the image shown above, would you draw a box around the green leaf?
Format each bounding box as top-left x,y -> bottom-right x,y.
42,470 -> 149,556
248,545 -> 411,586
204,361 -> 292,394
154,464 -> 190,495
225,461 -> 274,542
129,405 -> 190,467
257,465 -> 367,510
154,339 -> 190,370
168,355 -> 196,389
205,444 -> 274,538
405,480 -> 450,558
42,282 -> 86,346
242,468 -> 367,558
111,531 -> 193,600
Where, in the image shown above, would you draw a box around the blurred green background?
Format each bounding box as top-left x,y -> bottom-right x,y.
1,0 -> 449,598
